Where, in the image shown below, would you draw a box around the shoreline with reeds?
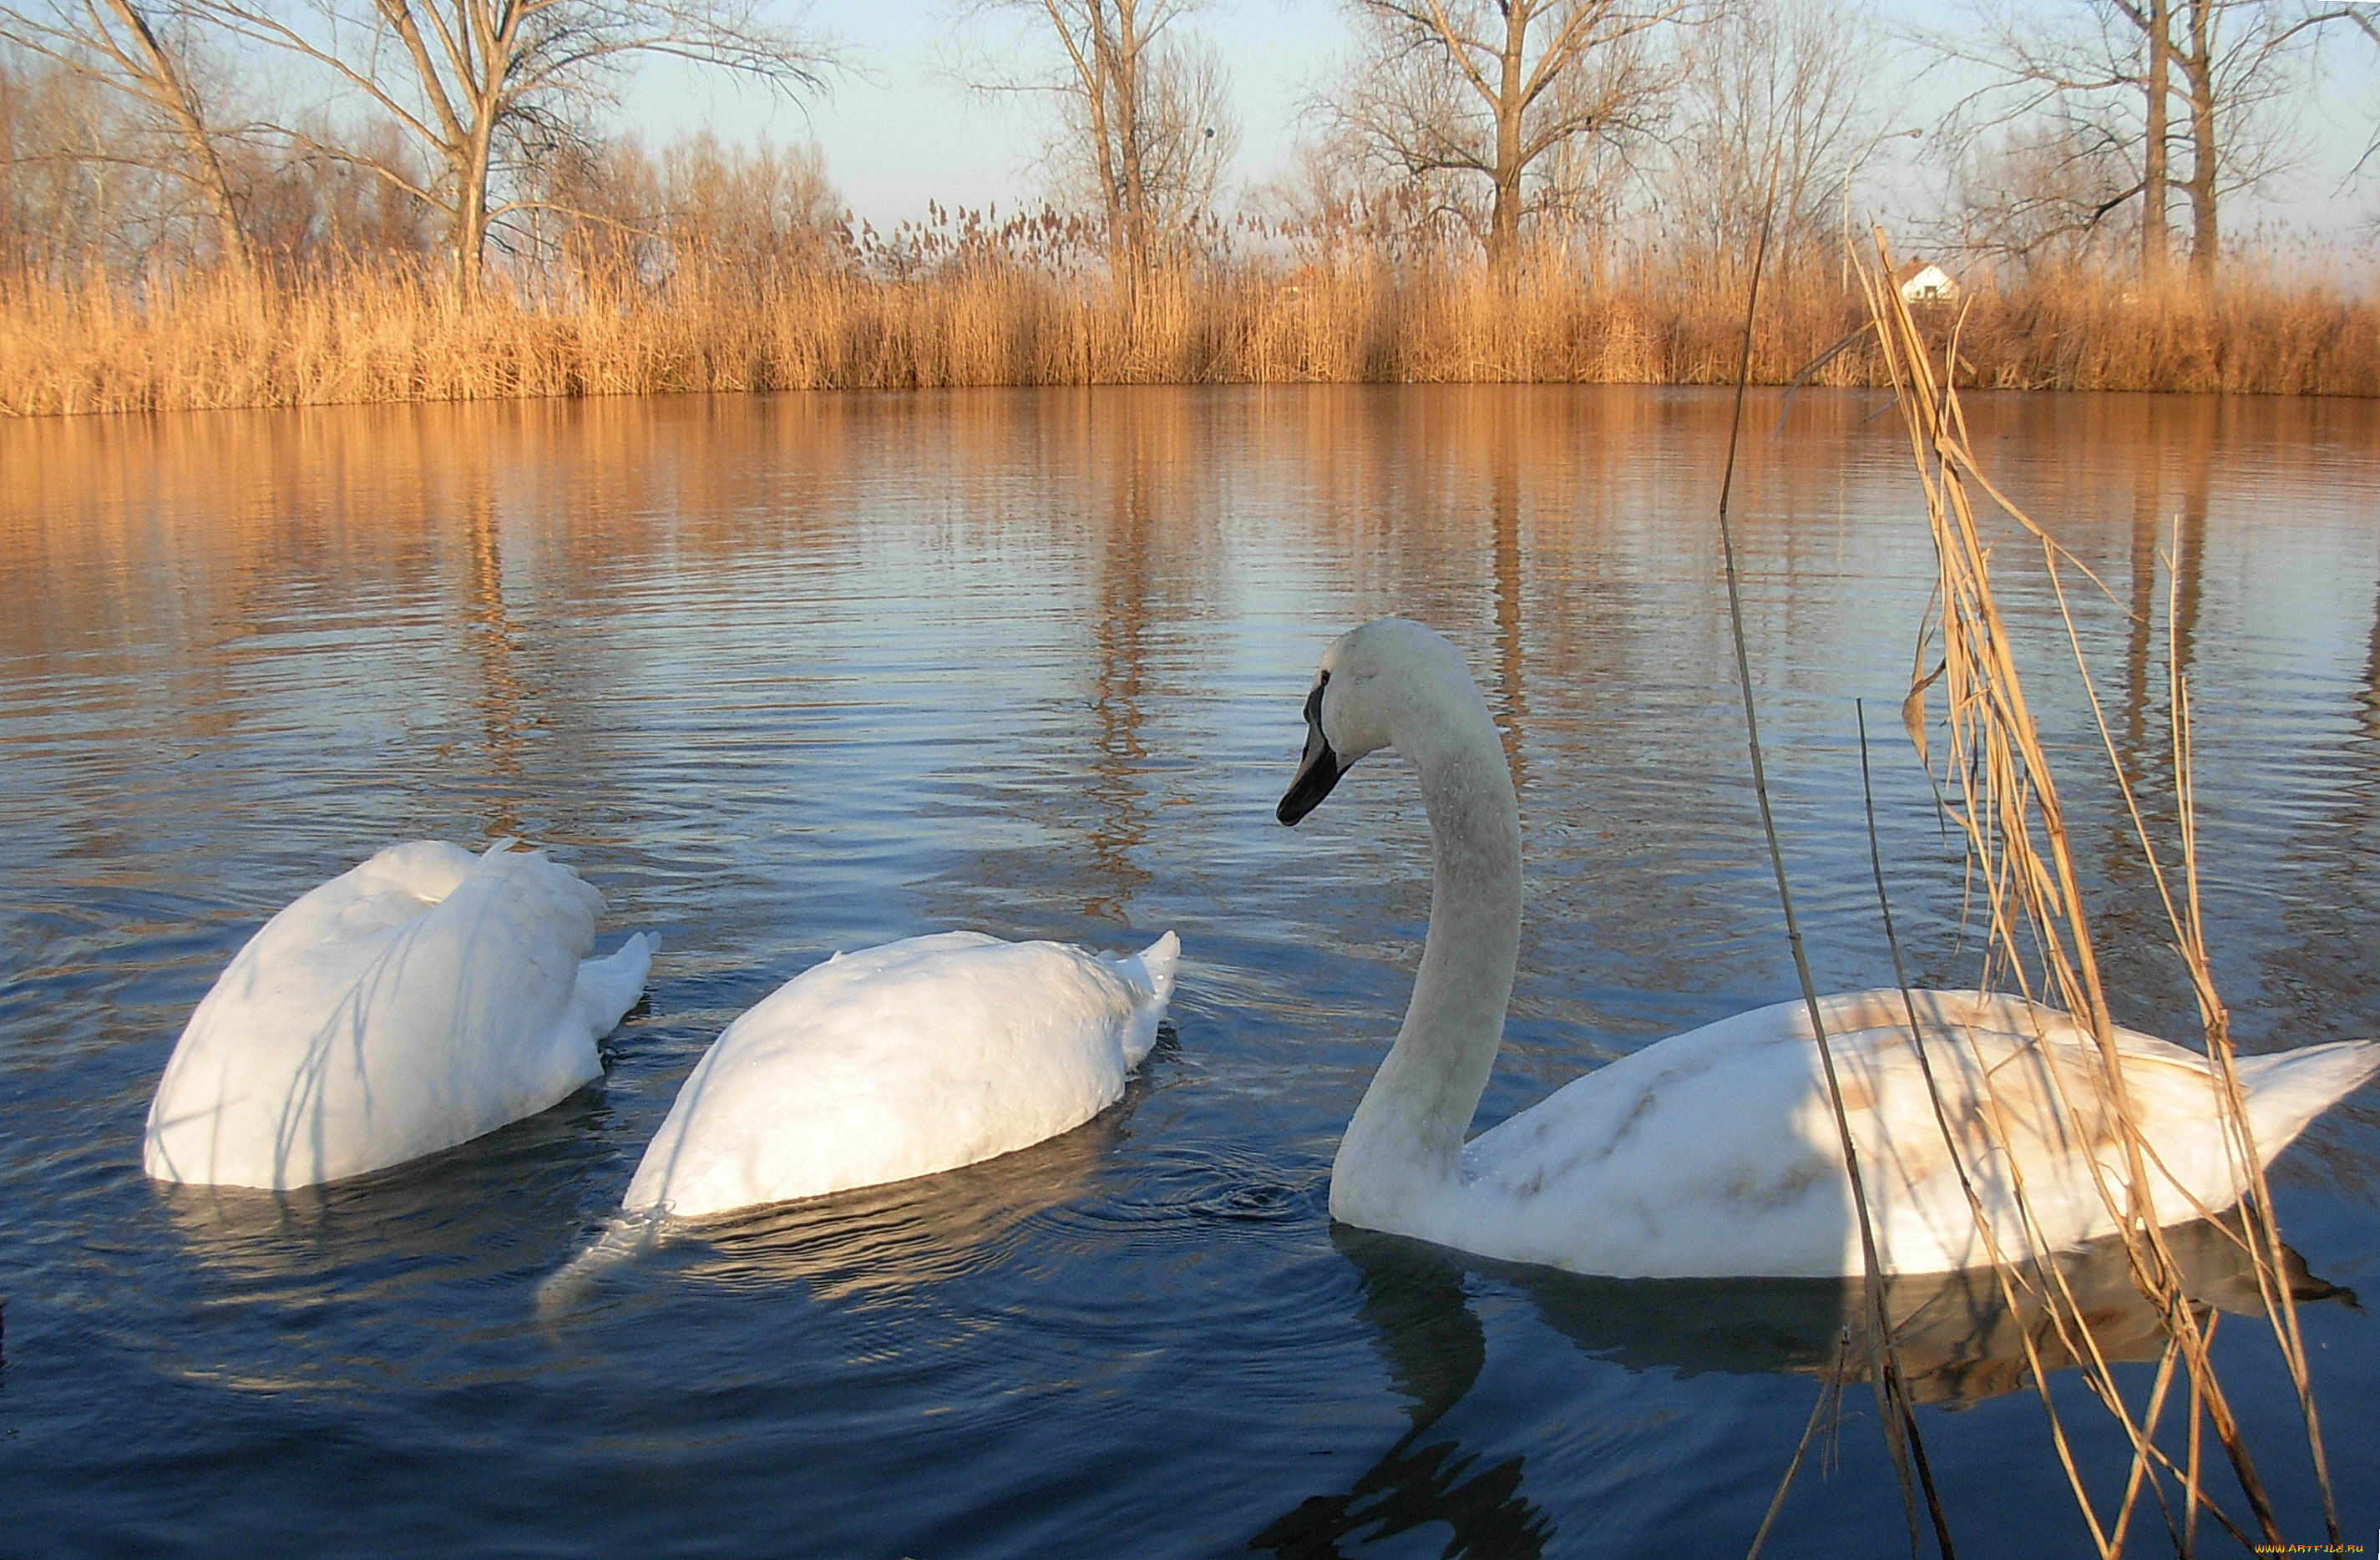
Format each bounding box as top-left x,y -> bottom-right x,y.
6,256 -> 2377,418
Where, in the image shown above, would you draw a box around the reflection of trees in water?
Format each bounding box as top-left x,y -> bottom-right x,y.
1487,402 -> 1529,793
2079,400 -> 2216,1020
908,389 -> 1198,931
2114,403 -> 2210,794
459,484 -> 532,838
0,393 -> 872,781
1084,408 -> 1157,924
2266,423 -> 2380,1107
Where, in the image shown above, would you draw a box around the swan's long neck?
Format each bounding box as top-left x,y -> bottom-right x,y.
1330,691 -> 1520,1223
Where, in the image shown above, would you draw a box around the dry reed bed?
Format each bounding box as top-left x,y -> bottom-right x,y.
3,258 -> 2375,416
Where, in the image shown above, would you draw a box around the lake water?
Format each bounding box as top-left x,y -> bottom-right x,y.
2,385 -> 2375,1557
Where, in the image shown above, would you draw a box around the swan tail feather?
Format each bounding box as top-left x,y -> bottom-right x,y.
573,932 -> 657,1036
2236,1040 -> 2380,1164
1113,931 -> 1180,1068
1134,930 -> 1181,1005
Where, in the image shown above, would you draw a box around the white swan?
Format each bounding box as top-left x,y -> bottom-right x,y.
620,929 -> 1181,1219
1276,618 -> 2380,1279
144,840 -> 654,1190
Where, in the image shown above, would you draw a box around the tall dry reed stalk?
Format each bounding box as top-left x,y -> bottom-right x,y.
1856,227 -> 2338,1556
3,248 -> 2374,417
1718,186 -> 1956,1560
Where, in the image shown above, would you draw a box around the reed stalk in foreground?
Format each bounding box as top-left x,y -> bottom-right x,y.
1715,172 -> 1954,1560
1858,229 -> 2338,1556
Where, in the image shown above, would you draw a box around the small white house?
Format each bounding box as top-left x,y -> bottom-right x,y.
1896,260 -> 1960,304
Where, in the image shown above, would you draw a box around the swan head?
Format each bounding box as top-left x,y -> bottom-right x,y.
1278,619 -> 1479,826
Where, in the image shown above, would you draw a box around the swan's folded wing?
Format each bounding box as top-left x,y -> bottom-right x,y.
1456,1005 -> 1868,1278
621,934 -> 1158,1218
144,843 -> 606,1188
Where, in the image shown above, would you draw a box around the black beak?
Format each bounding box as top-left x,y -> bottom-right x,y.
1278,677 -> 1347,826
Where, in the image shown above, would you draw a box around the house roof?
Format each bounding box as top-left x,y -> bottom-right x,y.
1895,259 -> 1950,282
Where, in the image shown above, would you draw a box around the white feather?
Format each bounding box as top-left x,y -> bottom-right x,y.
622,929 -> 1179,1219
144,840 -> 654,1189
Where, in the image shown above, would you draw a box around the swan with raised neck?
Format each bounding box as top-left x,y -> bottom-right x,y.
1279,618 -> 2380,1279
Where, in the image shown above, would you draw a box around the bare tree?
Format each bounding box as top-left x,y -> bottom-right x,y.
1324,0 -> 1686,275
1658,0 -> 1882,271
1943,109 -> 2145,265
0,0 -> 251,266
525,129 -> 839,286
200,0 -> 838,286
1926,0 -> 2375,286
240,114 -> 441,261
0,55 -> 124,271
965,0 -> 1236,276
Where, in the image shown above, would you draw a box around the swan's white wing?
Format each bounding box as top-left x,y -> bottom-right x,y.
1456,998 -> 1866,1277
622,931 -> 1176,1218
144,842 -> 629,1189
1455,990 -> 2373,1278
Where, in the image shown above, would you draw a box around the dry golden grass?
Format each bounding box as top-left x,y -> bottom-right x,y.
2,249 -> 2374,416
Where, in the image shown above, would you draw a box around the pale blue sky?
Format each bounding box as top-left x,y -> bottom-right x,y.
622,0 -> 2379,244
625,0 -> 1344,225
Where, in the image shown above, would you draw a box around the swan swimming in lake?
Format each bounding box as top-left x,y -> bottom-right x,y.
1276,618 -> 2380,1279
620,929 -> 1180,1220
144,839 -> 654,1190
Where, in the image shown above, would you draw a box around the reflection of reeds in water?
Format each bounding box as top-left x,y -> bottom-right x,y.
5,256 -> 2377,417
1852,231 -> 2342,1554
459,491 -> 533,840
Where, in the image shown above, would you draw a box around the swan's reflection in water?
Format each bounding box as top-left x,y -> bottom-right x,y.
149,1097 -> 620,1395
634,1050 -> 1171,1304
1253,1230 -> 1554,1559
1253,1218 -> 2351,1557
155,1095 -> 612,1289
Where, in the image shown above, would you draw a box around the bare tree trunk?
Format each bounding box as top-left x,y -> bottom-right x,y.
1332,0 -> 1679,274
1937,1 -> 2377,275
2142,0 -> 2170,286
109,0 -> 249,269
1486,1 -> 1525,277
1113,0 -> 1146,277
453,140 -> 489,288
2180,0 -> 2218,287
1058,1 -> 1125,241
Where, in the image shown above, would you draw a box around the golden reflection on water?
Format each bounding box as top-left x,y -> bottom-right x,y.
8,387 -> 2355,707
7,380 -> 2376,1155
8,386 -> 2380,1006
461,482 -> 532,840
8,387 -> 2378,955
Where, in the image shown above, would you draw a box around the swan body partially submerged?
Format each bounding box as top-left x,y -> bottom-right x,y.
621,929 -> 1180,1220
144,840 -> 654,1190
1279,617 -> 2379,1279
